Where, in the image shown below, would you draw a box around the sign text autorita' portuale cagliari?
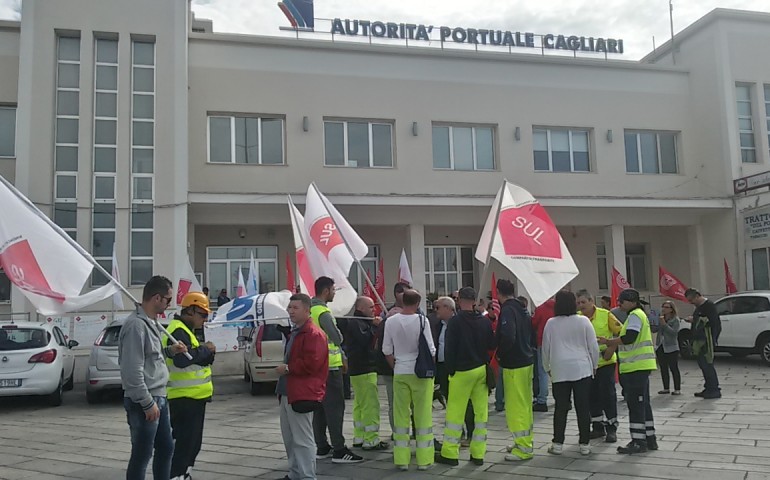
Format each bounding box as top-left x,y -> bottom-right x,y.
330,18 -> 624,54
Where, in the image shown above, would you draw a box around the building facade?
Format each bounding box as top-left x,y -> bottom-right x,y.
2,1 -> 770,317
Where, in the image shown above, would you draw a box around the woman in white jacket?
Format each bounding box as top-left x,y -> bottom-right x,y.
542,290 -> 600,456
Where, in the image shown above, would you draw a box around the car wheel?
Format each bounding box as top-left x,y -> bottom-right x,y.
250,380 -> 262,396
761,337 -> 770,366
86,390 -> 101,404
48,375 -> 64,407
679,331 -> 693,360
63,371 -> 74,391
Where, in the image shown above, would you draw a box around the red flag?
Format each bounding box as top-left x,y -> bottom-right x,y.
611,267 -> 631,308
724,258 -> 737,294
659,266 -> 688,302
375,257 -> 385,299
490,272 -> 501,318
363,269 -> 382,317
286,253 -> 296,293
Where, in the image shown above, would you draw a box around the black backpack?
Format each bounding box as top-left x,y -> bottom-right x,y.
414,314 -> 436,378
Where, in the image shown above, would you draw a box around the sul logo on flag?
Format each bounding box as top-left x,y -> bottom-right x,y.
310,219 -> 343,258
498,203 -> 562,259
0,239 -> 65,302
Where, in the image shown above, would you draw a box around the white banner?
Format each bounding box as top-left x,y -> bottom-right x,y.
72,314 -> 109,346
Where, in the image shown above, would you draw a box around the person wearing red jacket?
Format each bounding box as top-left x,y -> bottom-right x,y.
275,293 -> 329,480
531,297 -> 555,412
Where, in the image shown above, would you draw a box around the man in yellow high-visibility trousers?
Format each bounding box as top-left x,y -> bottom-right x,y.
436,287 -> 495,467
496,279 -> 536,462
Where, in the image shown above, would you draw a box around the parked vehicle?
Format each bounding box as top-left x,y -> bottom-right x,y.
240,321 -> 288,395
0,321 -> 78,406
679,291 -> 770,364
85,319 -> 123,403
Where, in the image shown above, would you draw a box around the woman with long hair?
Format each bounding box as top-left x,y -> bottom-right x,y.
655,301 -> 682,395
542,290 -> 600,456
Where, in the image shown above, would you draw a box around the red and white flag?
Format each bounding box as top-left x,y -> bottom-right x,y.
398,249 -> 413,286
476,181 -> 578,307
375,257 -> 385,300
286,253 -> 296,293
490,272 -> 501,318
659,266 -> 688,302
175,256 -> 202,305
0,176 -> 120,315
611,267 -> 631,308
725,258 -> 738,294
235,268 -> 246,297
288,198 -> 315,297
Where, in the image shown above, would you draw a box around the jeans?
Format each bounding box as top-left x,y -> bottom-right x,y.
313,369 -> 346,451
495,369 -> 505,410
124,396 -> 174,480
552,377 -> 592,445
534,347 -> 549,405
656,347 -> 681,391
696,354 -> 720,393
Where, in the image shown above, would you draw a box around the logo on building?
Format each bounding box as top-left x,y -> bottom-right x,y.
278,0 -> 315,30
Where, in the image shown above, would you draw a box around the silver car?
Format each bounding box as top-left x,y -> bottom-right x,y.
85,319 -> 124,403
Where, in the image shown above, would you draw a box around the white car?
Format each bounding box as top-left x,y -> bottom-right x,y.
0,321 -> 78,405
679,291 -> 770,364
240,322 -> 288,395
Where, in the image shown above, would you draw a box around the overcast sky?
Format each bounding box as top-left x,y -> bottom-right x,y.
1,0 -> 768,59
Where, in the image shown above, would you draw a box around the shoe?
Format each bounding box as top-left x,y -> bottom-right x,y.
617,441 -> 647,454
658,389 -> 670,394
547,443 -> 563,455
275,476 -> 290,480
495,406 -> 505,412
504,454 -> 531,461
647,436 -> 659,451
605,430 -> 617,443
362,441 -> 389,451
332,447 -> 364,464
590,430 -> 605,439
694,391 -> 705,397
579,444 -> 591,456
435,454 -> 458,466
533,403 -> 548,412
397,465 -> 408,471
316,445 -> 333,459
353,443 -> 363,448
460,438 -> 471,448
470,457 -> 484,466
672,390 -> 681,396
417,464 -> 432,471
702,390 -> 722,399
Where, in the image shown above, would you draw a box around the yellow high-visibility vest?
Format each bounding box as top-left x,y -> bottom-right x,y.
618,308 -> 657,374
163,319 -> 213,400
590,308 -> 617,368
311,304 -> 343,368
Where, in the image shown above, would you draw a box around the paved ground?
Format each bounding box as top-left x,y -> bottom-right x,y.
1,355 -> 770,480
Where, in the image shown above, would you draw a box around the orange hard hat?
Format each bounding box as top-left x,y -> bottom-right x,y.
180,291 -> 211,314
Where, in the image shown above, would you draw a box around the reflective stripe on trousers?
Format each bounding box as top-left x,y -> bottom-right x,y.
393,374 -> 434,467
350,373 -> 381,446
503,365 -> 535,459
440,365 -> 489,461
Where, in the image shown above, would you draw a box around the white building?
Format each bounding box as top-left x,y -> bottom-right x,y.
1,0 -> 769,317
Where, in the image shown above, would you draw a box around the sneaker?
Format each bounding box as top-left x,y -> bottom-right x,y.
547,443 -> 563,455
460,438 -> 471,448
646,436 -> 659,451
658,389 -> 670,395
435,454 -> 458,466
617,441 -> 647,454
332,447 -> 364,464
589,429 -> 605,439
579,444 -> 591,456
672,390 -> 681,396
417,464 -> 432,471
362,441 -> 389,451
533,403 -> 548,412
694,390 -> 705,397
397,465 -> 408,471
504,454 -> 531,462
316,445 -> 333,459
605,430 -> 617,443
470,457 -> 484,466
702,390 -> 722,399
353,443 -> 363,448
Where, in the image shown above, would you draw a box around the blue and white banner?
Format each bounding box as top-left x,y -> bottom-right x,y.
210,291 -> 292,328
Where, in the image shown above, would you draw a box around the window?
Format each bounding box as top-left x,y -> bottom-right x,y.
0,269 -> 10,302
432,124 -> 494,171
324,120 -> 393,168
624,131 -> 678,174
92,38 -> 118,286
208,115 -> 285,165
596,244 -> 608,290
0,106 -> 15,157
533,128 -> 590,172
130,40 -> 155,285
424,246 -> 474,295
347,246 -> 379,293
54,36 -> 80,239
752,248 -> 770,290
625,243 -> 648,290
207,247 -> 278,297
737,84 -> 756,163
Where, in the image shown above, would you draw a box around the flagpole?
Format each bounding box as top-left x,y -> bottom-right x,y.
0,175 -> 192,359
477,179 -> 506,304
309,183 -> 389,315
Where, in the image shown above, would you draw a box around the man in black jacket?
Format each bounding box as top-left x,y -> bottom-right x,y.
436,287 -> 495,467
685,288 -> 722,399
347,296 -> 389,450
496,279 -> 536,462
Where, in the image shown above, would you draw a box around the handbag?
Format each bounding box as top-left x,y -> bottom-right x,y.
414,314 -> 436,379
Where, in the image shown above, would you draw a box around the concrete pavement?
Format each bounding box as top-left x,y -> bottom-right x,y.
1,355 -> 770,480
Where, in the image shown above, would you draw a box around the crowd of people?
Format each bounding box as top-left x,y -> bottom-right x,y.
116,274 -> 723,480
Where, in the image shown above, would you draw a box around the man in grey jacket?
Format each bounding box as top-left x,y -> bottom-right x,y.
119,275 -> 187,480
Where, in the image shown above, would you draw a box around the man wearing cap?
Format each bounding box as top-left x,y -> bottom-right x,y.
165,291 -> 217,480
599,289 -> 657,454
